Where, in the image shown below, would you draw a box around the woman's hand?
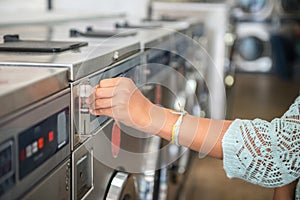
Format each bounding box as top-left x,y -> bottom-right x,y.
88,77 -> 154,130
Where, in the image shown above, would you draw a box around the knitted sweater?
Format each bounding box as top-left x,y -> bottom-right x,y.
222,95 -> 300,199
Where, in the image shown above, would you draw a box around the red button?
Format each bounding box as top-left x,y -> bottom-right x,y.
38,138 -> 44,149
20,149 -> 25,161
48,131 -> 54,142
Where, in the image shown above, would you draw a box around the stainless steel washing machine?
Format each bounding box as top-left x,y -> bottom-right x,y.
229,0 -> 274,21
0,66 -> 70,200
70,54 -> 164,200
232,22 -> 273,73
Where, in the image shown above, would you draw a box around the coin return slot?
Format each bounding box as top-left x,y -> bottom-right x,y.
76,151 -> 93,199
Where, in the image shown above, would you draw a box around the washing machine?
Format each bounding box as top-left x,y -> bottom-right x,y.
0,66 -> 71,200
229,0 -> 274,21
232,22 -> 273,73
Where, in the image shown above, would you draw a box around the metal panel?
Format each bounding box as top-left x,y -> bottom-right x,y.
0,30 -> 139,81
22,158 -> 71,200
0,66 -> 68,118
0,90 -> 71,200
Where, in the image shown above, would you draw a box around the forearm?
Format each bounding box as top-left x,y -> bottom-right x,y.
148,104 -> 232,159
91,77 -> 232,159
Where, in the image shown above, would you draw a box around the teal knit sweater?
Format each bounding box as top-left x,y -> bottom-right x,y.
222,95 -> 300,199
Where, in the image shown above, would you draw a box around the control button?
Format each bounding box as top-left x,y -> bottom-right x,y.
26,145 -> 32,158
38,138 -> 44,149
32,141 -> 38,154
48,131 -> 54,142
20,149 -> 25,161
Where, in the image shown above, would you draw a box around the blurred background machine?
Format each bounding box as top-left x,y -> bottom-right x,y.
228,0 -> 300,78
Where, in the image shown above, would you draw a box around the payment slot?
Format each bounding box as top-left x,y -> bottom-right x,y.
72,139 -> 93,200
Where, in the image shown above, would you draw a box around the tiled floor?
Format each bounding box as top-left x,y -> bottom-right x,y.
182,73 -> 300,200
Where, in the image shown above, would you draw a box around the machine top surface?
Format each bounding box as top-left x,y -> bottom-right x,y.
0,65 -> 68,118
0,25 -> 140,81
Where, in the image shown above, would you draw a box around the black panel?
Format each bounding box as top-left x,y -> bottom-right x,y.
0,139 -> 15,196
18,108 -> 69,179
0,35 -> 87,53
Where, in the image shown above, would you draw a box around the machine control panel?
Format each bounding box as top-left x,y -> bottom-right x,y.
0,140 -> 15,196
18,109 -> 69,179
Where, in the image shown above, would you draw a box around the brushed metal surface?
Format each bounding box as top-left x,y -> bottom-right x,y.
22,158 -> 71,200
0,66 -> 68,118
0,90 -> 71,200
0,43 -> 139,81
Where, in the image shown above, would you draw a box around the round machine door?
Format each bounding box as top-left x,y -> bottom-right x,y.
106,172 -> 138,200
237,36 -> 264,61
237,0 -> 267,13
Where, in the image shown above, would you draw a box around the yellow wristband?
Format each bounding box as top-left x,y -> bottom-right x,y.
171,103 -> 187,146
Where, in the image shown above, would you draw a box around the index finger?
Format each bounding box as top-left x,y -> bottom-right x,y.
99,78 -> 122,88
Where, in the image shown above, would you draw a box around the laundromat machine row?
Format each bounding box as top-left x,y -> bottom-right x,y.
0,16 -> 208,200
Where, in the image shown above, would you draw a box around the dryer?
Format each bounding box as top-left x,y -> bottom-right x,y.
232,22 -> 272,73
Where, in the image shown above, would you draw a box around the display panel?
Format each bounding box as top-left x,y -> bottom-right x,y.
0,140 -> 15,196
18,108 -> 69,179
0,140 -> 13,179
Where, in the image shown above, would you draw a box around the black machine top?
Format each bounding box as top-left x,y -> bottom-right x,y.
0,34 -> 88,53
70,26 -> 137,38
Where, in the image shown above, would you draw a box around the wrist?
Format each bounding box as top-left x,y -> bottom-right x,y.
152,106 -> 179,139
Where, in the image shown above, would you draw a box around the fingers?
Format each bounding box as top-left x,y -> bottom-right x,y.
94,77 -> 133,99
94,98 -> 114,109
94,87 -> 115,98
91,107 -> 113,117
99,77 -> 122,88
89,77 -> 134,118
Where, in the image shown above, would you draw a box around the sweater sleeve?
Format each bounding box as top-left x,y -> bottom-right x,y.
222,95 -> 300,188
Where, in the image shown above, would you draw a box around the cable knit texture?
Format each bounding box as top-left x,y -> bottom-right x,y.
222,96 -> 300,199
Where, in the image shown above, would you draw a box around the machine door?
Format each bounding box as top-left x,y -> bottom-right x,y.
106,172 -> 138,200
